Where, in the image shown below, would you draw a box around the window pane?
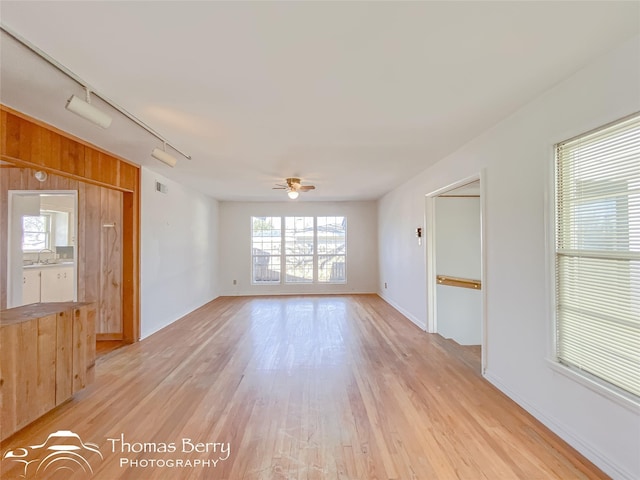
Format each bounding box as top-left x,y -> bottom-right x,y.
317,216 -> 346,283
284,217 -> 314,255
253,255 -> 281,283
252,217 -> 281,283
22,215 -> 50,251
318,255 -> 346,283
23,233 -> 48,250
23,215 -> 47,233
285,255 -> 313,283
284,217 -> 314,283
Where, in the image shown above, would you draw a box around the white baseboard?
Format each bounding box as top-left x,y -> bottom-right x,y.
377,292 -> 426,330
484,371 -> 636,480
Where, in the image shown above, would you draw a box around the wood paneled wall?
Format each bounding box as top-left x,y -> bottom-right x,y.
1,110 -> 137,191
0,167 -> 123,336
0,105 -> 140,342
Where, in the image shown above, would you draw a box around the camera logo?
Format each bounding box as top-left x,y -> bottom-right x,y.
3,430 -> 103,479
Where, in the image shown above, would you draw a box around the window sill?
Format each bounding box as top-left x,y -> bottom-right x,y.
546,359 -> 640,414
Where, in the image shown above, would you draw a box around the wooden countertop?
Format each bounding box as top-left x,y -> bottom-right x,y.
0,302 -> 92,326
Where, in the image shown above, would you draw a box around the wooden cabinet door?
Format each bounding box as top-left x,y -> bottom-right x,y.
0,315 -> 57,437
55,310 -> 73,405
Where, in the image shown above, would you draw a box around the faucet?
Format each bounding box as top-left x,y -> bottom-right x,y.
37,248 -> 55,264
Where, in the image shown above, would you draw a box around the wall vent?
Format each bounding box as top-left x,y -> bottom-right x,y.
155,181 -> 168,194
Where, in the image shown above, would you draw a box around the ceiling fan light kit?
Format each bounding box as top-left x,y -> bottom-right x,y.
273,177 -> 316,199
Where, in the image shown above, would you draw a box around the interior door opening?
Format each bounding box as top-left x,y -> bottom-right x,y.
426,175 -> 486,373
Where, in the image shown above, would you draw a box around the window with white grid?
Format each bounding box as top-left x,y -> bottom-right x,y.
22,214 -> 51,251
284,217 -> 314,283
251,216 -> 347,285
317,216 -> 346,283
251,216 -> 282,283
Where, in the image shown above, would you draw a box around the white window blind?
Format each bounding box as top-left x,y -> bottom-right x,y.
555,113 -> 640,398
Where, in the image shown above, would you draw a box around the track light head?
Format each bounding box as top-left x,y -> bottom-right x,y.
151,147 -> 177,167
65,93 -> 112,128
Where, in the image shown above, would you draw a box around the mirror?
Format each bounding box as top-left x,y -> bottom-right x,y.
7,190 -> 78,308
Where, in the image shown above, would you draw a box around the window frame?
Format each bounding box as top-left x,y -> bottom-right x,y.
22,213 -> 52,252
549,113 -> 640,410
250,216 -> 283,284
250,215 -> 347,285
316,216 -> 347,284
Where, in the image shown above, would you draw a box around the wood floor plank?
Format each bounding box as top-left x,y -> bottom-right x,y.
1,295 -> 608,479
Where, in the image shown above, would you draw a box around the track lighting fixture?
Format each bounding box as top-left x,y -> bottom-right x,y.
0,24 -> 192,161
151,143 -> 178,167
65,88 -> 112,128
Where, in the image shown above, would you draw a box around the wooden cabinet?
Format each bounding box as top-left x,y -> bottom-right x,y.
0,302 -> 95,441
22,269 -> 41,305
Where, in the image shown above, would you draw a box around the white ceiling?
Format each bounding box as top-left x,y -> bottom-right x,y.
1,1 -> 638,201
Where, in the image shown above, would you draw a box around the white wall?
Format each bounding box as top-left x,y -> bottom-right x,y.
377,36 -> 640,480
140,167 -> 219,339
435,197 -> 481,345
219,201 -> 378,296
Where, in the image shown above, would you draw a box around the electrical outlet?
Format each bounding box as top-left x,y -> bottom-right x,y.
233,279 -> 237,285
384,282 -> 387,289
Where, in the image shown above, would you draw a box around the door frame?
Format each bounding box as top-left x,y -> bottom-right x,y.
7,190 -> 78,308
425,171 -> 488,373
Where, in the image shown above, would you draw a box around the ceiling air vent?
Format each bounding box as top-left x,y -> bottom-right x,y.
155,181 -> 168,194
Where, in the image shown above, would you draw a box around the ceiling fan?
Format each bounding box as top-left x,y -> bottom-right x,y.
273,177 -> 316,199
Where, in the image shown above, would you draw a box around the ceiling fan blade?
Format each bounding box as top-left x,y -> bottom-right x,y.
273,179 -> 314,192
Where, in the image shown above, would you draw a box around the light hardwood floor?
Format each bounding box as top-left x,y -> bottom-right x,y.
1,295 -> 606,479
96,340 -> 127,359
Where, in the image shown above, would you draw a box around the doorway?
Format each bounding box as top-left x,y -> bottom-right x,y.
425,174 -> 486,373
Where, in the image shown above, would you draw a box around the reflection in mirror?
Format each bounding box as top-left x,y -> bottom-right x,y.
8,190 -> 78,308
